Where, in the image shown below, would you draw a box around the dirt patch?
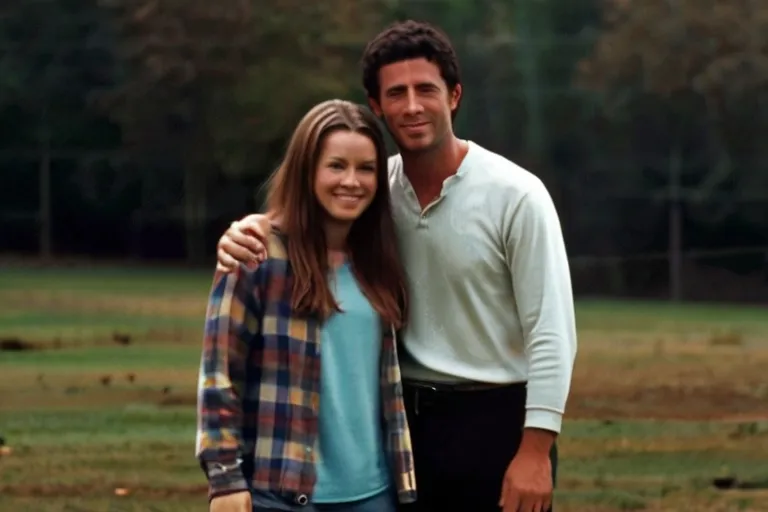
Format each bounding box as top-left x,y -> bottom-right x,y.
567,385 -> 768,420
568,343 -> 768,421
0,483 -> 208,499
0,337 -> 42,351
714,413 -> 768,423
141,327 -> 196,344
158,393 -> 196,407
0,336 -> 67,352
0,290 -> 205,318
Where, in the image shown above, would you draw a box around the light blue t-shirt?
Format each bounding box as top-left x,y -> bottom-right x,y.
312,262 -> 391,503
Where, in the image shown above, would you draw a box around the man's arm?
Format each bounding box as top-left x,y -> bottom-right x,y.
195,266 -> 260,501
504,179 -> 577,441
498,178 -> 576,511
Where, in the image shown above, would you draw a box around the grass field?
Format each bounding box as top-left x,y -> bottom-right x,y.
2,265 -> 768,511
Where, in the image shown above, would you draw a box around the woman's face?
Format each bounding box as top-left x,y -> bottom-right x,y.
313,130 -> 379,224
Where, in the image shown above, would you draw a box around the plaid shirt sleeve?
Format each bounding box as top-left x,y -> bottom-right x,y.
195,266 -> 260,499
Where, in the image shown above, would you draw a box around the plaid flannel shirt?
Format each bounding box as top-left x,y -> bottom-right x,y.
195,230 -> 417,507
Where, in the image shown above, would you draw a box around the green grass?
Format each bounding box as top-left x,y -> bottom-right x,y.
2,406 -> 767,511
2,265 -> 768,511
576,299 -> 768,329
4,345 -> 200,369
0,266 -> 211,293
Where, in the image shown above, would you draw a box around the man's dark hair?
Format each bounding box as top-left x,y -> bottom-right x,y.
361,20 -> 461,113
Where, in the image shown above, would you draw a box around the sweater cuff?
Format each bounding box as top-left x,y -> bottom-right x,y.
524,408 -> 563,434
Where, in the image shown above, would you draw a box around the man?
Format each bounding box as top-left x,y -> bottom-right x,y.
214,20 -> 577,512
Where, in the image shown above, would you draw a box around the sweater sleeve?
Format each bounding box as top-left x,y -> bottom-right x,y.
503,180 -> 578,433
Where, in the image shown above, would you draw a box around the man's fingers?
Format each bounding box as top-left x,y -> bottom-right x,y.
503,489 -> 550,512
226,227 -> 264,255
520,494 -> 549,512
502,490 -> 520,512
239,216 -> 271,241
503,500 -> 518,512
498,479 -> 507,506
216,248 -> 241,272
517,495 -> 535,512
221,236 -> 260,262
253,216 -> 272,237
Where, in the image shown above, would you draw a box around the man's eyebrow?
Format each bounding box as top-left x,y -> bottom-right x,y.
385,84 -> 407,93
386,80 -> 440,92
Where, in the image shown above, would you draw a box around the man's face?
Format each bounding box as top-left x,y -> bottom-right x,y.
369,58 -> 461,154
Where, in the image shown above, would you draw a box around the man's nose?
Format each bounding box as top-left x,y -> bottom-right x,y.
405,89 -> 424,115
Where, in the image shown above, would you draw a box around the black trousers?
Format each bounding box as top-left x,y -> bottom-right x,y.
399,381 -> 557,511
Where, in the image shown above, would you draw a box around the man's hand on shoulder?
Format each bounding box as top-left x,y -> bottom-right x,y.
216,214 -> 272,273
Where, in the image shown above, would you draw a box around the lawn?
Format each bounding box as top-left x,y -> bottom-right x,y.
1,265 -> 768,511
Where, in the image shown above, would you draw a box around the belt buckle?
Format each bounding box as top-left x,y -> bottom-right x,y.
410,380 -> 439,392
411,383 -> 438,415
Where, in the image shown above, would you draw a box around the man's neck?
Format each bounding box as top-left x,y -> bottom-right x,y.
401,136 -> 467,188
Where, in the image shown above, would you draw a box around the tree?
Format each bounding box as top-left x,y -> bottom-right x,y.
0,0 -> 116,257
99,0 -> 256,263
210,0 -> 391,181
577,0 -> 768,299
101,0 -> 389,263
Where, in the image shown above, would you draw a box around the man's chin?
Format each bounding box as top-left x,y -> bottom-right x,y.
398,137 -> 437,154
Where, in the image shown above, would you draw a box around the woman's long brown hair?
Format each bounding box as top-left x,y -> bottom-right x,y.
266,99 -> 407,328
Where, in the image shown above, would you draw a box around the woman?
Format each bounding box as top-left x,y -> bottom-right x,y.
195,99 -> 416,512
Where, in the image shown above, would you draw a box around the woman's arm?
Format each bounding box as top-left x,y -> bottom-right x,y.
195,266 -> 260,500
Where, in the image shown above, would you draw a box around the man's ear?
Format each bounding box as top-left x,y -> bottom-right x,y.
368,97 -> 383,117
449,83 -> 462,112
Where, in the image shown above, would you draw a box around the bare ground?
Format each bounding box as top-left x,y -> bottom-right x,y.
3,283 -> 768,510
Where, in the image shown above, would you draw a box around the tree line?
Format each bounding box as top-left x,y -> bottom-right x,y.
1,0 -> 766,300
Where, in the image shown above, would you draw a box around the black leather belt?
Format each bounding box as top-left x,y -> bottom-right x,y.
404,378 -> 512,393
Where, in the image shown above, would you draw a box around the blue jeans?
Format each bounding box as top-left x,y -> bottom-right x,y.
252,488 -> 396,512
313,490 -> 396,512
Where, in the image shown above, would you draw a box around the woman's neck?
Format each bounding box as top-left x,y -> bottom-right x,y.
325,220 -> 350,267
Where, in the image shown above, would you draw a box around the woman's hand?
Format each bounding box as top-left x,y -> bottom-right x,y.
210,490 -> 252,512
